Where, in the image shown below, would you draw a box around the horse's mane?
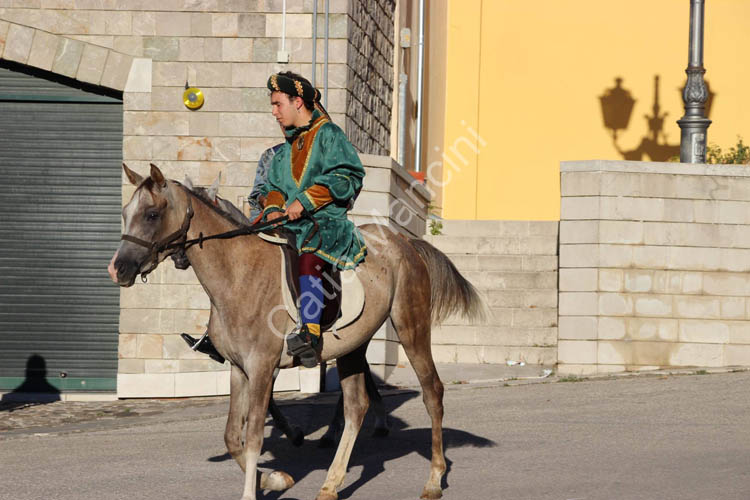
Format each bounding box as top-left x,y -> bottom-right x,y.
181,183 -> 252,228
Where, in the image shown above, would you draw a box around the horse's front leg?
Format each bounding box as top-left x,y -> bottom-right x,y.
240,359 -> 294,500
225,364 -> 250,471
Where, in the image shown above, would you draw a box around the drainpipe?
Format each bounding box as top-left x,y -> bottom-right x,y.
414,0 -> 425,172
398,72 -> 408,167
323,0 -> 329,107
277,0 -> 290,62
312,0 -> 317,86
397,27 -> 411,168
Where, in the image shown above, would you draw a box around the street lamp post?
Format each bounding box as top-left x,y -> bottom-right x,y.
677,0 -> 711,163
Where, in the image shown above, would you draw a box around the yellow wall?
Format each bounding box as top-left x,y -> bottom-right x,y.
438,0 -> 750,220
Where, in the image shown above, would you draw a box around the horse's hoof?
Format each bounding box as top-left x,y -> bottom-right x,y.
289,426 -> 305,447
318,434 -> 336,448
315,490 -> 338,500
259,470 -> 295,491
372,426 -> 390,438
420,486 -> 443,499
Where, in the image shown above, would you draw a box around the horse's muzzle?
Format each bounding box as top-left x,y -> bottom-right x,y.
108,249 -> 140,287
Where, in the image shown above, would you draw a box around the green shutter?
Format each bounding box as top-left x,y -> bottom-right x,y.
0,64 -> 122,393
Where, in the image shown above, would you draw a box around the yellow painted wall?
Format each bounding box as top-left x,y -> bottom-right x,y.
438,0 -> 750,220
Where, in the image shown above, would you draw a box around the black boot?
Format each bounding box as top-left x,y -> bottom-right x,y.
181,333 -> 225,364
286,325 -> 320,368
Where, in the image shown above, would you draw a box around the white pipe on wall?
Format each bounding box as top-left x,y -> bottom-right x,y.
414,0 -> 425,172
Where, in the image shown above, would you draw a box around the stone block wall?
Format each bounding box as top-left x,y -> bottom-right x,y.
559,160 -> 750,375
345,0 -> 395,156
0,1 -> 400,396
416,221 -> 559,368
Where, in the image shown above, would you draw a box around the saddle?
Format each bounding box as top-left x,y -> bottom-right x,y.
260,228 -> 365,333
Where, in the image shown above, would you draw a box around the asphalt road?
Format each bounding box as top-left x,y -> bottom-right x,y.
2,371 -> 750,500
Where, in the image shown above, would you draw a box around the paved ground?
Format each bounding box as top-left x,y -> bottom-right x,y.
2,369 -> 750,500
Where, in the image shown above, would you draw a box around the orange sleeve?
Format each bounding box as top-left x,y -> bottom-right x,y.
303,185 -> 333,210
264,190 -> 285,211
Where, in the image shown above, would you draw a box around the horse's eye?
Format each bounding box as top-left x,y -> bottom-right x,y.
145,210 -> 159,221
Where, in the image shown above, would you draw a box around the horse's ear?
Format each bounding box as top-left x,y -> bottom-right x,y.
183,175 -> 194,191
122,163 -> 143,186
149,163 -> 166,188
207,172 -> 221,201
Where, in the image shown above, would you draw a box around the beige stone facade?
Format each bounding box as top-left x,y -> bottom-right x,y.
0,1 -> 408,397
417,221 -> 558,368
559,160 -> 750,375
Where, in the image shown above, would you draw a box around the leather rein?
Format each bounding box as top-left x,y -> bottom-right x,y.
120,184 -> 321,282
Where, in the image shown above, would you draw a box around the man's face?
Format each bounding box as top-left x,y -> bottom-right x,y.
270,91 -> 299,128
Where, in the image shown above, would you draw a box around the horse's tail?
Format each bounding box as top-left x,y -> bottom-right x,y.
409,238 -> 488,325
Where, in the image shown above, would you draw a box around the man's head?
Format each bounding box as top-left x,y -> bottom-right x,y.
268,71 -> 318,128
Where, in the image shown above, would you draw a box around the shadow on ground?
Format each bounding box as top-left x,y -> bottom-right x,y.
208,388 -> 496,499
1,354 -> 61,412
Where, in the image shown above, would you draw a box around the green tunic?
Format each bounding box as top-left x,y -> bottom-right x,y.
261,110 -> 367,270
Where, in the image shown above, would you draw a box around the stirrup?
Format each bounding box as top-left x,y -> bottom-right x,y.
181,332 -> 225,364
286,327 -> 319,368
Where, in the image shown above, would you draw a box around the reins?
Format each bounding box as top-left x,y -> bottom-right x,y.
121,184 -> 323,281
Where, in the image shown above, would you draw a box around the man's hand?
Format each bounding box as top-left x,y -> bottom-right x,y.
284,199 -> 305,221
267,211 -> 284,222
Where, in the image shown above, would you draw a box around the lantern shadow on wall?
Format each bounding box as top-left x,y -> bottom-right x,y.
599,75 -> 715,161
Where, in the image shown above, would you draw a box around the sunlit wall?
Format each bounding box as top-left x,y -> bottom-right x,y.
433,0 -> 750,220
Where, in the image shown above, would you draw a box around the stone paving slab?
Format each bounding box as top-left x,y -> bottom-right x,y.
2,365 -> 746,442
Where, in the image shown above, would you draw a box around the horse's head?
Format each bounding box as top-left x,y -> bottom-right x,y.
108,163 -> 192,287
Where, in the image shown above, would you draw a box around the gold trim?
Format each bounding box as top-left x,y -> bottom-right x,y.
304,190 -> 318,209
270,74 -> 280,91
294,79 -> 304,97
300,244 -> 367,270
303,186 -> 332,209
290,116 -> 328,187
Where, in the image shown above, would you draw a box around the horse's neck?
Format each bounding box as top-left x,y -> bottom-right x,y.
183,196 -> 272,305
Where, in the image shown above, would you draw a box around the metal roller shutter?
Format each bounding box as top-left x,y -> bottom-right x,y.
0,63 -> 122,393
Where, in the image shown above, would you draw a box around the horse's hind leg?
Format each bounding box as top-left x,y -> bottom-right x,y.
316,342 -> 370,500
268,395 -> 304,447
391,291 -> 446,499
321,361 -> 387,447
364,362 -> 389,436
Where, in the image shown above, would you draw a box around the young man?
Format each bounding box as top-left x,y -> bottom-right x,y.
262,71 -> 366,368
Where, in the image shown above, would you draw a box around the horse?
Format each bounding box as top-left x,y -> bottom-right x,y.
181,176 -> 390,447
108,163 -> 486,500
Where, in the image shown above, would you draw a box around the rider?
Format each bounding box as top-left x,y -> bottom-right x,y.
182,72 -> 366,367
263,71 -> 366,368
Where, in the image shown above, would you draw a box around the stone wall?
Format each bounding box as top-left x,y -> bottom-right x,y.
0,1 -> 402,396
418,221 -> 558,368
345,0 -> 394,156
559,160 -> 750,375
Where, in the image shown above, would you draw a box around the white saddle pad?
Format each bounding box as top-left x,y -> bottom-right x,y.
267,241 -> 365,332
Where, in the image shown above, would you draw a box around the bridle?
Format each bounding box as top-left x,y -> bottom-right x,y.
119,184 -> 324,282
120,187 -> 195,282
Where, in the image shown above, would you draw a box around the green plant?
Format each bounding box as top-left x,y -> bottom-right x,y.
668,136 -> 750,164
426,202 -> 443,235
706,136 -> 750,164
429,219 -> 443,235
695,369 -> 708,375
559,375 -> 584,383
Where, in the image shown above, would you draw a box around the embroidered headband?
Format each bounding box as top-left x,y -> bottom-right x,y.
267,73 -> 321,103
